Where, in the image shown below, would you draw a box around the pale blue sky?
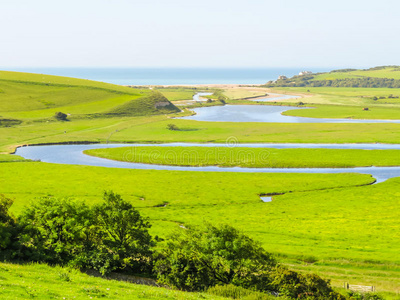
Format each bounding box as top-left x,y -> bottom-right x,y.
1,0 -> 399,68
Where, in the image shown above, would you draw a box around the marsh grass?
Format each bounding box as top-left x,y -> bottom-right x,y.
85,146 -> 400,168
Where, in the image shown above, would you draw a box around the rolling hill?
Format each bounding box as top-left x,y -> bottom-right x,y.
0,71 -> 179,121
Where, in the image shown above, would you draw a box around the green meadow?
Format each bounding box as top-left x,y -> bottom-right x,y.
1,161 -> 399,295
6,118 -> 400,154
0,262 -> 228,300
1,69 -> 400,298
86,146 -> 400,168
157,87 -> 198,100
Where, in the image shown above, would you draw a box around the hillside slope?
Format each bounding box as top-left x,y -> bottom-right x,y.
265,66 -> 400,88
0,262 -> 228,300
0,71 -> 178,120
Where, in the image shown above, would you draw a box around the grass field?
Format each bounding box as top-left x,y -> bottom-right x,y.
85,146 -> 400,168
271,87 -> 400,106
1,70 -> 400,298
0,262 -> 228,300
157,87 -> 198,100
0,71 -> 182,122
1,161 -> 400,295
6,117 -> 400,154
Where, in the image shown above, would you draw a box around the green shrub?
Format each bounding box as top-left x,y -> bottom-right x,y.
0,194 -> 17,251
54,112 -> 68,121
17,191 -> 155,275
18,197 -> 93,263
270,266 -> 345,299
154,223 -> 276,292
167,123 -> 179,131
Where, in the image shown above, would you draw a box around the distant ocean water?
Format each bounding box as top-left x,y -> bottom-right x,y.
5,67 -> 328,85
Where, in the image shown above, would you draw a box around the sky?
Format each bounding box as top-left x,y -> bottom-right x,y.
1,0 -> 399,68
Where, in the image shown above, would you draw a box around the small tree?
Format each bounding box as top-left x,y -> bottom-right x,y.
54,112 -> 68,121
167,123 -> 179,131
91,191 -> 156,274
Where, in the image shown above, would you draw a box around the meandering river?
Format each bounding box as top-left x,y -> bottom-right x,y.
14,102 -> 400,183
15,143 -> 400,183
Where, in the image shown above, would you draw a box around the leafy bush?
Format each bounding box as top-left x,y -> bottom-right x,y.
54,112 -> 68,121
18,197 -> 93,263
0,194 -> 17,251
270,266 -> 345,299
17,192 -> 155,275
154,223 -> 276,291
167,123 -> 179,131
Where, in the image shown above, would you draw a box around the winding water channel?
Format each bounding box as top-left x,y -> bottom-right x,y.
15,143 -> 400,183
14,103 -> 400,183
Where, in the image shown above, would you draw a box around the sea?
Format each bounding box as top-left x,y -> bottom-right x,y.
4,67 -> 328,86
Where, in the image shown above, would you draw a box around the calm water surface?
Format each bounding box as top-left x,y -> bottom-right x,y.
181,105 -> 400,123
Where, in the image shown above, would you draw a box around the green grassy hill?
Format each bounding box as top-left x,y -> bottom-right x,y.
266,66 -> 400,88
0,71 -> 179,121
312,66 -> 400,81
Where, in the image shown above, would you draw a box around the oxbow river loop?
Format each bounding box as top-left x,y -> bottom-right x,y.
15,143 -> 400,183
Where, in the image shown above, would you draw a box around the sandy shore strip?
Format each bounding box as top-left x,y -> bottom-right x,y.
127,83 -> 307,102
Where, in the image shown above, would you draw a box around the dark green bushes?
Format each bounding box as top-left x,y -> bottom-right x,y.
54,112 -> 68,121
19,197 -> 92,263
270,266 -> 345,299
89,191 -> 156,274
9,191 -> 155,275
167,123 -> 179,131
154,223 -> 346,299
0,118 -> 22,127
0,195 -> 18,252
155,223 -> 277,292
0,192 -> 353,299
